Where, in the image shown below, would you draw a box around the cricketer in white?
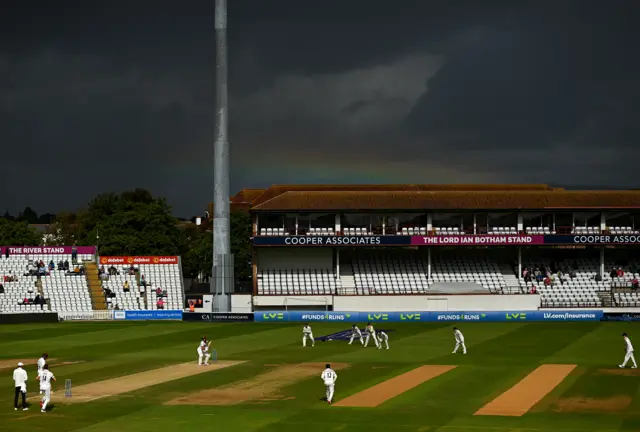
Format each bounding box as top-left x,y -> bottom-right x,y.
619,332 -> 638,368
303,324 -> 315,347
377,331 -> 390,350
197,337 -> 211,365
364,323 -> 380,348
349,325 -> 363,345
321,363 -> 337,404
37,353 -> 48,395
37,364 -> 56,413
13,362 -> 28,411
452,327 -> 467,354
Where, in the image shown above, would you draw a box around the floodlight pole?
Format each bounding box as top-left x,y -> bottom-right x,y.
212,0 -> 232,312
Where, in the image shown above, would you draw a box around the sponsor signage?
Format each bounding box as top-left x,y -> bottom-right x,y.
253,234 -> 640,247
0,246 -> 96,254
183,313 -> 254,322
99,256 -> 179,265
0,313 -> 59,324
119,310 -> 183,320
254,310 -> 603,322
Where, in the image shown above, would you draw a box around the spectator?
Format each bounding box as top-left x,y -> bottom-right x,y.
108,266 -> 118,275
48,260 -> 55,270
139,283 -> 145,298
156,298 -> 164,309
98,265 -> 105,276
632,278 -> 639,290
544,276 -> 551,286
0,284 -> 4,294
57,260 -> 64,269
140,275 -> 146,287
63,260 -> 69,271
72,245 -> 78,262
530,285 -> 537,294
128,265 -> 135,275
610,268 -> 618,278
617,267 -> 625,278
156,287 -> 162,297
123,281 -> 130,292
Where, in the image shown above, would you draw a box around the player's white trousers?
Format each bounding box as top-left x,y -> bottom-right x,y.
41,387 -> 51,410
303,334 -> 315,347
325,382 -> 335,402
453,341 -> 466,354
197,348 -> 204,365
622,350 -> 637,367
364,334 -> 379,348
349,334 -> 363,345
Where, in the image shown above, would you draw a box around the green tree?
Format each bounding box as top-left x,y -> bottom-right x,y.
76,189 -> 181,256
17,206 -> 39,224
43,212 -> 78,246
0,219 -> 41,245
230,211 -> 252,281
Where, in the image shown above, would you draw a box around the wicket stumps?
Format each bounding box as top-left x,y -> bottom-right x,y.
211,349 -> 218,362
65,379 -> 72,398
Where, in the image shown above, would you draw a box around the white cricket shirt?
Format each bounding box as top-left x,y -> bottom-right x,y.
625,336 -> 634,352
13,368 -> 27,387
321,368 -> 337,384
454,329 -> 464,342
39,370 -> 55,389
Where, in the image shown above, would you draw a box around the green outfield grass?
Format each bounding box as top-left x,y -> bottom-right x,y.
1,321 -> 639,432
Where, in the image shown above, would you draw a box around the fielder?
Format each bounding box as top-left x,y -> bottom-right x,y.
37,353 -> 48,395
452,327 -> 467,354
197,337 -> 211,365
377,330 -> 390,350
364,323 -> 379,348
36,364 -> 55,413
348,325 -> 363,345
303,323 -> 315,347
321,363 -> 337,405
620,332 -> 638,368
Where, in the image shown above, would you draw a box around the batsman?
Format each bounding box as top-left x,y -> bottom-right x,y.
197,336 -> 212,365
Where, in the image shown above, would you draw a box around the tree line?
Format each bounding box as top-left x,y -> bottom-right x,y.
0,189 -> 252,281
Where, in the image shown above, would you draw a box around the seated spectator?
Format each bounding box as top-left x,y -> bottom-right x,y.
617,267 -> 625,278
58,260 -> 64,269
189,301 -> 195,312
48,260 -> 55,270
156,287 -> 162,297
98,265 -> 105,275
544,276 -> 552,286
80,266 -> 85,275
63,260 -> 69,271
73,266 -> 81,274
0,283 -> 4,294
530,285 -> 537,294
128,265 -> 136,275
140,275 -> 147,287
100,271 -> 109,281
123,281 -> 130,292
157,298 -> 164,309
108,266 -> 118,275
114,304 -> 120,310
34,294 -> 41,304
610,268 -> 618,278
633,278 -> 639,290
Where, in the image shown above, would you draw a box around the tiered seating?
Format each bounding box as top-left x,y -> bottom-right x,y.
37,253 -> 93,313
352,251 -> 429,294
257,269 -> 338,295
142,263 -> 184,310
488,227 -> 518,235
401,226 -> 427,235
609,226 -> 638,235
343,227 -> 371,235
572,226 -> 601,234
259,228 -> 287,235
526,226 -> 555,235
308,227 -> 335,235
101,272 -> 141,310
431,255 -> 505,290
0,253 -> 94,314
0,256 -> 42,313
519,258 -> 606,307
433,227 -> 462,235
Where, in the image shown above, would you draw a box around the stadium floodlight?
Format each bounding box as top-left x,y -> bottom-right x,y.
212,0 -> 233,312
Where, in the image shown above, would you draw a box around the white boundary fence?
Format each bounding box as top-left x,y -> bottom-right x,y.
58,310 -> 114,321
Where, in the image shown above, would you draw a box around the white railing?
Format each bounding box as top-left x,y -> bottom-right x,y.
58,310 -> 114,321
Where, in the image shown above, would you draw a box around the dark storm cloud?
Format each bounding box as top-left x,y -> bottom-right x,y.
0,0 -> 638,217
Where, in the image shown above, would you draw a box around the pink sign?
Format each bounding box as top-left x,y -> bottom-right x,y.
0,246 -> 96,254
410,235 -> 545,246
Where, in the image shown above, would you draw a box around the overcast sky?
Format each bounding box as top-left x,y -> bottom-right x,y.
1,1 -> 638,217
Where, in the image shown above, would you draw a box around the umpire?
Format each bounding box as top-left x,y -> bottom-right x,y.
13,362 -> 28,410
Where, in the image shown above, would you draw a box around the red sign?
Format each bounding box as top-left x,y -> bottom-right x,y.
99,256 -> 179,265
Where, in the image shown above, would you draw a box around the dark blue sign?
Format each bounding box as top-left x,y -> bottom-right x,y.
253,310 -> 603,322
253,235 -> 411,246
116,310 -> 183,320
